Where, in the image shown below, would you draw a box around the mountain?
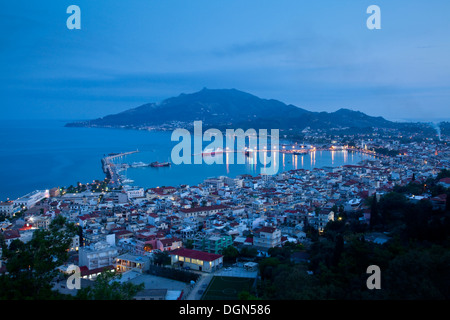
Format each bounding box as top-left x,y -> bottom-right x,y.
66,88 -> 396,131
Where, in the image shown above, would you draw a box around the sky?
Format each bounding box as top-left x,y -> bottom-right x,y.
1,0 -> 450,122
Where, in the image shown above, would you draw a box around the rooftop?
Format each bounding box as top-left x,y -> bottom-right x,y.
169,248 -> 223,262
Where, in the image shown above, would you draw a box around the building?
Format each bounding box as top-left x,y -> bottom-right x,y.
30,215 -> 52,230
1,229 -> 20,247
169,248 -> 223,272
438,177 -> 450,188
13,190 -> 49,209
253,226 -> 282,249
0,202 -> 20,217
203,178 -> 224,190
124,186 -> 145,199
193,234 -> 232,254
317,210 -> 335,233
78,241 -> 119,271
115,253 -> 150,273
179,205 -> 228,218
69,235 -> 80,252
160,237 -> 183,252
49,187 -> 60,198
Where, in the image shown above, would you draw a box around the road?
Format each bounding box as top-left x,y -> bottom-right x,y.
184,273 -> 214,300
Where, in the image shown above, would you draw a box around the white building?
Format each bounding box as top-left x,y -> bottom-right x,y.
13,190 -> 49,209
317,210 -> 335,233
253,226 -> 282,249
0,202 -> 21,217
78,241 -> 119,270
115,253 -> 151,273
30,215 -> 52,230
124,186 -> 145,199
203,178 -> 224,190
70,235 -> 80,252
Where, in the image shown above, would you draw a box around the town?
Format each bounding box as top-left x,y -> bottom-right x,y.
1,125 -> 449,300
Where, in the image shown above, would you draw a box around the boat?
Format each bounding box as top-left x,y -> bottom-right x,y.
122,178 -> 134,184
243,147 -> 253,157
202,148 -> 224,157
150,161 -> 171,167
292,149 -> 308,155
130,161 -> 148,168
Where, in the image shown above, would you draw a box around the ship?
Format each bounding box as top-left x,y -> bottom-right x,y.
130,161 -> 149,168
202,148 -> 224,157
292,149 -> 309,155
150,161 -> 171,167
243,147 -> 254,157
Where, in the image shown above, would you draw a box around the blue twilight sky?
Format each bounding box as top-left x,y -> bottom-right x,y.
1,0 -> 450,122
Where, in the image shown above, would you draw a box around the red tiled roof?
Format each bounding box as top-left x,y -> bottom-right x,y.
2,229 -> 20,240
254,226 -> 277,234
169,248 -> 223,262
160,237 -> 181,246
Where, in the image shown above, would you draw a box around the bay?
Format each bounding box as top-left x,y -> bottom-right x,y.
0,119 -> 375,200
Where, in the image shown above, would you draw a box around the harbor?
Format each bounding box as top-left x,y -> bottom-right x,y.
101,150 -> 140,187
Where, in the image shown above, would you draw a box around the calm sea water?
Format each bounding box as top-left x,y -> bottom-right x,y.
0,119 -> 375,200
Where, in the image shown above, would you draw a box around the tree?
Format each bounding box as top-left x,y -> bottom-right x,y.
222,245 -> 239,263
258,257 -> 281,281
332,234 -> 344,267
184,239 -> 194,249
0,215 -> 78,299
446,191 -> 450,212
370,194 -> 381,228
437,169 -> 450,180
239,247 -> 258,259
76,270 -> 144,300
152,251 -> 171,265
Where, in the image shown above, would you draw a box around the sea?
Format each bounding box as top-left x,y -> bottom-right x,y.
0,119 -> 376,201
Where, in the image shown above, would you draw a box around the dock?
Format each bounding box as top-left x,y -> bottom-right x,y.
101,150 -> 139,186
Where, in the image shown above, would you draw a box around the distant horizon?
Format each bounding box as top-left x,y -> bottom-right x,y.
1,85 -> 449,124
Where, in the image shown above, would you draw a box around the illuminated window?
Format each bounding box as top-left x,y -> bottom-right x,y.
179,256 -> 184,262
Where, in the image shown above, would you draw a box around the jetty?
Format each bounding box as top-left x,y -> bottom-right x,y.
101,150 -> 139,186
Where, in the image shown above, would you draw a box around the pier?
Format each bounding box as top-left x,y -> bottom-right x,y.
101,150 -> 139,187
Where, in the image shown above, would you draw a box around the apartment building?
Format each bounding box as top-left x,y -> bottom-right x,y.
193,234 -> 232,254
115,253 -> 150,273
78,241 -> 119,270
253,226 -> 282,249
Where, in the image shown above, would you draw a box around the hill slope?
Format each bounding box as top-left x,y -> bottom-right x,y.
66,88 -> 395,130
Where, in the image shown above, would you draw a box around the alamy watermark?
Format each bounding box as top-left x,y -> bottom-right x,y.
65,5 -> 381,31
367,5 -> 381,30
66,5 -> 81,30
170,121 -> 280,176
66,264 -> 81,290
366,265 -> 381,289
